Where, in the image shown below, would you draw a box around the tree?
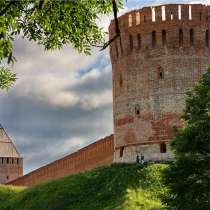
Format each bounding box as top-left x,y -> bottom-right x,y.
164,66 -> 210,210
0,0 -> 122,90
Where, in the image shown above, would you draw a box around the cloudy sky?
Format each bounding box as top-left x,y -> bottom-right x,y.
0,0 -> 208,174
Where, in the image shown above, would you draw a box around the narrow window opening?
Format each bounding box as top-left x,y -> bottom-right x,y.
120,42 -> 123,55
171,12 -> 174,20
206,29 -> 209,47
128,14 -> 132,27
144,16 -> 146,22
152,31 -> 156,47
158,67 -> 164,79
17,159 -> 19,165
189,5 -> 192,20
141,154 -> 144,162
119,74 -> 123,87
136,12 -> 140,25
160,143 -> 167,153
162,30 -> 166,46
120,147 -> 124,157
6,158 -> 9,164
179,29 -> 183,47
200,12 -> 202,21
136,155 -> 140,163
6,176 -> 9,180
137,34 -> 141,49
129,34 -> 133,51
115,43 -> 119,58
190,28 -> 194,46
162,6 -> 166,21
135,105 -> 140,116
178,5 -> 182,20
152,7 -> 156,22
187,105 -> 191,112
12,158 -> 14,164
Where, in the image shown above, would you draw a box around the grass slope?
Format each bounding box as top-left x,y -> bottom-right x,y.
0,163 -> 168,210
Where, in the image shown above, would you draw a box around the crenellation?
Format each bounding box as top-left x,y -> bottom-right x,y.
128,13 -> 132,27
140,7 -> 152,23
181,4 -> 189,20
110,3 -> 210,163
152,7 -> 156,22
111,4 -> 210,32
110,5 -> 210,60
155,6 -> 163,24
5,3 -> 210,188
136,11 -> 140,25
189,5 -> 192,20
165,4 -> 179,20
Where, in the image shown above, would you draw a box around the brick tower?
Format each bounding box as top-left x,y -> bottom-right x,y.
109,4 -> 210,162
0,125 -> 23,184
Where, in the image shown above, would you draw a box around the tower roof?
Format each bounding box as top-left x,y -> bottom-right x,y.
0,126 -> 21,158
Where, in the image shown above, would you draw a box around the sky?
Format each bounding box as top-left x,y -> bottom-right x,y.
0,0 -> 209,174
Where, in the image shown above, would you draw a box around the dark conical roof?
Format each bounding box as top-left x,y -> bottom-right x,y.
0,126 -> 21,158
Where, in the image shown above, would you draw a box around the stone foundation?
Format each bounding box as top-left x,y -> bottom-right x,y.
114,142 -> 174,163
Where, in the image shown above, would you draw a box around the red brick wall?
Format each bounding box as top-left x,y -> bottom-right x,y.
8,135 -> 113,186
0,158 -> 23,184
109,4 -> 210,161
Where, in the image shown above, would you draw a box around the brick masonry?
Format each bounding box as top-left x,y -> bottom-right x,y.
7,3 -> 210,187
8,135 -> 113,186
109,4 -> 210,162
0,158 -> 23,184
115,142 -> 174,163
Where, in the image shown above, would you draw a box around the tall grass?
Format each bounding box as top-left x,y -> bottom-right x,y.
0,163 -> 168,210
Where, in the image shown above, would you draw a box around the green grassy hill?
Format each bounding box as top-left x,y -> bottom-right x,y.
0,163 -> 168,210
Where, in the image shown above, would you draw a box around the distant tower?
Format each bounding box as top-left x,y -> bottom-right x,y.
0,125 -> 23,184
109,4 -> 210,162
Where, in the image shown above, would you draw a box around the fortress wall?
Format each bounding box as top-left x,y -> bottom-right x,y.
7,135 -> 114,186
109,4 -> 210,60
109,4 -> 210,162
0,158 -> 23,183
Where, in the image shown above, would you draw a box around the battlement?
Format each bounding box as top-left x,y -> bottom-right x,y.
109,4 -> 210,61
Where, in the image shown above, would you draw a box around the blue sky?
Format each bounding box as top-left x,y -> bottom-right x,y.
126,0 -> 209,8
0,0 -> 208,174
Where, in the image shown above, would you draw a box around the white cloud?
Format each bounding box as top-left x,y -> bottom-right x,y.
0,26 -> 114,173
2,36 -> 113,110
2,0 -> 210,173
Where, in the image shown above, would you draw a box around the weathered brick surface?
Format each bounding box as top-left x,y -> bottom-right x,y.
109,4 -> 210,162
115,142 -> 174,163
7,3 -> 210,186
7,135 -> 113,186
0,158 -> 23,184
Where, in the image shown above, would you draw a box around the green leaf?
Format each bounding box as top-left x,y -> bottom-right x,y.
0,66 -> 16,90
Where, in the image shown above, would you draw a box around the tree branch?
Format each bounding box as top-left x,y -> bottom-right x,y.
95,0 -> 121,51
112,0 -> 120,36
101,0 -> 121,50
